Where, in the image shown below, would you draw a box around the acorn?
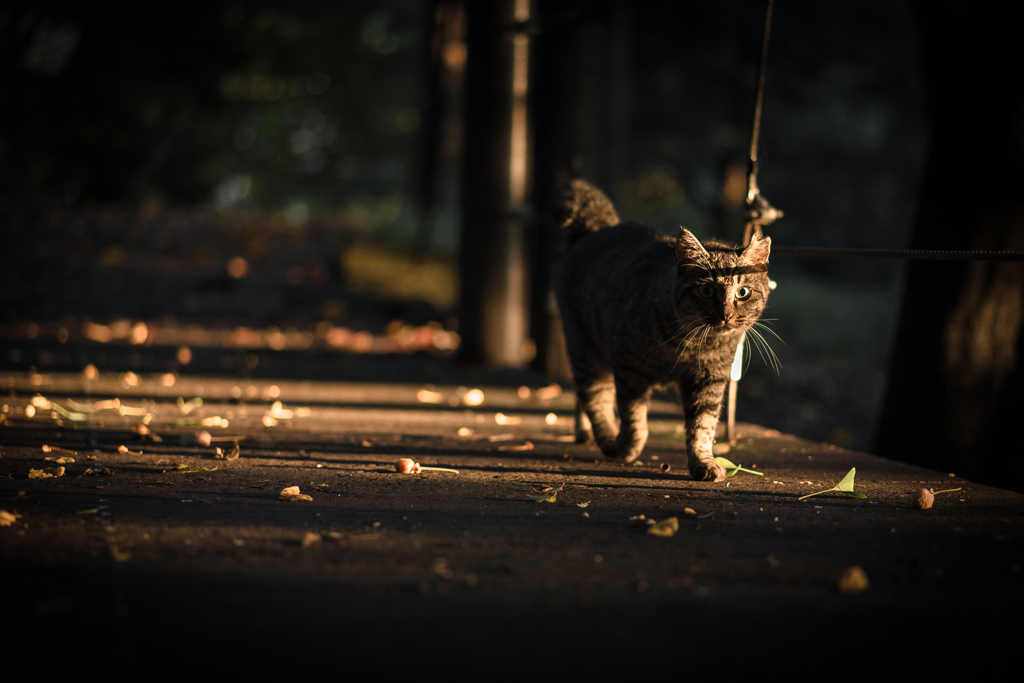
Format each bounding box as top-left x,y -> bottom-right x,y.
396,457 -> 421,474
913,488 -> 935,510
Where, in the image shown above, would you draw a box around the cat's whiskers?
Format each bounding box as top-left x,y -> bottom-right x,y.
745,323 -> 783,374
668,322 -> 710,375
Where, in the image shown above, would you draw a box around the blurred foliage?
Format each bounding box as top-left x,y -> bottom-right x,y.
0,0 -> 427,239
623,0 -> 927,285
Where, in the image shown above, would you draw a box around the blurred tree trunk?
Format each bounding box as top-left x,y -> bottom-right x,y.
875,2 -> 1024,490
416,0 -> 465,255
529,0 -> 632,381
459,0 -> 529,367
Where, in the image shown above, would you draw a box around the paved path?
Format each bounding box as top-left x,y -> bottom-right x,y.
1,370 -> 1020,669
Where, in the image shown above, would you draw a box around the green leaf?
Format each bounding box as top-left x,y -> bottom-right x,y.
840,491 -> 868,499
715,457 -> 762,477
836,468 -> 857,492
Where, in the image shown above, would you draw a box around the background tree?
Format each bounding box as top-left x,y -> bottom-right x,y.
875,1 -> 1024,490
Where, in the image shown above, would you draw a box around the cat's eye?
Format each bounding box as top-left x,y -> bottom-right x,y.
697,283 -> 715,299
736,286 -> 752,301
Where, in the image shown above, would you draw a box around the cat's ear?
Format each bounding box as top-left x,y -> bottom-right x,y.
739,234 -> 771,266
676,228 -> 710,268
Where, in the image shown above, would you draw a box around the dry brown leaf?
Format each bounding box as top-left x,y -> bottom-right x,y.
535,384 -> 563,400
416,388 -> 442,404
279,485 -> 312,501
487,433 -> 516,442
837,566 -> 869,594
28,467 -> 64,479
0,510 -> 17,526
647,517 -> 680,537
498,441 -> 533,451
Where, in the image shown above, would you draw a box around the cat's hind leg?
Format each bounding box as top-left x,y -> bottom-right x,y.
614,376 -> 652,463
574,396 -> 593,443
678,379 -> 727,482
576,375 -> 619,458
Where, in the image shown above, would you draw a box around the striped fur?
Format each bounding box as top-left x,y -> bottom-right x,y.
555,181 -> 771,482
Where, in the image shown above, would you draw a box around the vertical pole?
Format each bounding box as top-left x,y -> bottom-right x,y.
459,0 -> 531,367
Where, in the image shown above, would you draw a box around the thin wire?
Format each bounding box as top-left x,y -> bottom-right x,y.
771,246 -> 1024,262
748,0 -> 773,169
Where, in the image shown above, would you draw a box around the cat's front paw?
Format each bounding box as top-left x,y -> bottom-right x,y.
688,457 -> 726,483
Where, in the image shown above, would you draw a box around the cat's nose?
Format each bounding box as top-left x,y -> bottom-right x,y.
723,311 -> 734,322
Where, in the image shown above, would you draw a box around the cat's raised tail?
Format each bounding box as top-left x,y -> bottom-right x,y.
555,179 -> 620,243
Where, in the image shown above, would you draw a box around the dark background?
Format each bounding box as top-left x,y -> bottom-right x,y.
1,1 -> 1019,487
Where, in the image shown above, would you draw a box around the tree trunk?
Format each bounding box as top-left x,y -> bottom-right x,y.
874,2 -> 1024,490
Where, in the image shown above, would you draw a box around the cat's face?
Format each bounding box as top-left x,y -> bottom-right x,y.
673,229 -> 771,331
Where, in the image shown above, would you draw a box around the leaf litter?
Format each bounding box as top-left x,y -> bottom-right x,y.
714,456 -> 764,478
280,486 -> 313,502
527,482 -> 564,503
798,468 -> 867,501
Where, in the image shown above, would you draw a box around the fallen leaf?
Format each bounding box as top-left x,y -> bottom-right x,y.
225,443 -> 240,461
576,501 -> 590,508
44,456 -> 74,464
28,467 -> 64,479
171,464 -> 217,474
535,384 -> 563,400
0,510 -> 16,526
647,517 -> 680,537
268,401 -> 293,419
498,441 -> 533,451
416,388 -> 443,404
799,468 -> 867,501
301,532 -> 322,548
487,433 -> 516,442
529,493 -> 557,503
280,485 -> 313,502
51,403 -> 88,422
119,403 -> 148,416
837,566 -> 869,594
528,482 -> 564,502
82,467 -> 114,477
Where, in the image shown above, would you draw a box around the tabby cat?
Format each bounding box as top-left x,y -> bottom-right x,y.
554,180 -> 771,482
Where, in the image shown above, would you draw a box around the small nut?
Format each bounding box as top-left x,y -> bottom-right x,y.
913,488 -> 934,510
395,458 -> 420,474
